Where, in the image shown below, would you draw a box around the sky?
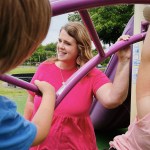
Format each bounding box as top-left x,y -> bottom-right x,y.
42,14 -> 69,45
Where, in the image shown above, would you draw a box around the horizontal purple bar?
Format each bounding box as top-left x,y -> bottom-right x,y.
0,74 -> 41,95
51,0 -> 150,16
55,32 -> 146,107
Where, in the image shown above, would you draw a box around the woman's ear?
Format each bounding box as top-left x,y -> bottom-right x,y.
76,55 -> 81,66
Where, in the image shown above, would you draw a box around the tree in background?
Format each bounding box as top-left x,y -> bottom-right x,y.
68,5 -> 134,45
45,43 -> 57,52
24,43 -> 57,65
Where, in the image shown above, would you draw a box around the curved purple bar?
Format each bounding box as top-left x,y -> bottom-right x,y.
55,32 -> 146,107
51,0 -> 150,16
0,74 -> 41,95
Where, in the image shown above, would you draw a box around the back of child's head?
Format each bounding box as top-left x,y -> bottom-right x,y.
0,0 -> 51,74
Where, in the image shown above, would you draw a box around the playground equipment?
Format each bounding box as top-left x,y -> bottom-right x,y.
0,0 -> 150,130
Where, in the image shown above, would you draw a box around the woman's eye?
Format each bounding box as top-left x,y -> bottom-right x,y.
58,39 -> 61,43
65,42 -> 71,45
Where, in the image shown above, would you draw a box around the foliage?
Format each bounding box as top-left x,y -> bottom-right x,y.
68,12 -> 81,21
24,43 -> 57,65
31,46 -> 47,62
68,5 -> 134,45
45,43 -> 57,51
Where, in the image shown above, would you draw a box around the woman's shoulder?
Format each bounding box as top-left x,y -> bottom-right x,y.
37,60 -> 55,69
33,61 -> 55,74
40,60 -> 54,66
89,67 -> 104,76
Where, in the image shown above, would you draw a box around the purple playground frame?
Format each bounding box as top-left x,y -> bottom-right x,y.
51,0 -> 150,17
0,0 -> 150,130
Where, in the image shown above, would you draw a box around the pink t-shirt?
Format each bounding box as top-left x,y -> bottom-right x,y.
29,61 -> 110,150
109,112 -> 150,150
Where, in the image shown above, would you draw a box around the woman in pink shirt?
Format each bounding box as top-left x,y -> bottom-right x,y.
109,6 -> 150,150
24,22 -> 131,150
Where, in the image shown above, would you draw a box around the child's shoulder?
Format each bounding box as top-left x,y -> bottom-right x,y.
0,95 -> 17,112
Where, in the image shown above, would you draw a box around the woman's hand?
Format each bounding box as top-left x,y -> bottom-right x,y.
116,35 -> 131,62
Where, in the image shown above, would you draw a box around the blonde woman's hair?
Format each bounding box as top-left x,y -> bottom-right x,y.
61,22 -> 93,67
0,0 -> 51,74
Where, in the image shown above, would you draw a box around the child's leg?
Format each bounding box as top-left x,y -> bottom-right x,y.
136,6 -> 150,119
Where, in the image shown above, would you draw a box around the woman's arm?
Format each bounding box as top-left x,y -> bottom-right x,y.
96,35 -> 131,109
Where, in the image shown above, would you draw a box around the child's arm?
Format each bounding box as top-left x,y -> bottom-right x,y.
24,94 -> 34,120
136,25 -> 150,119
30,80 -> 55,146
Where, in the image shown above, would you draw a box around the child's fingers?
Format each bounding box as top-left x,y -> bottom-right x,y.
34,80 -> 46,93
34,80 -> 40,86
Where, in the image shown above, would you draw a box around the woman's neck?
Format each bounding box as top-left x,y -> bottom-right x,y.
56,61 -> 77,70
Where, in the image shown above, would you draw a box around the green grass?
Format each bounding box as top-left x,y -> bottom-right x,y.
8,65 -> 36,74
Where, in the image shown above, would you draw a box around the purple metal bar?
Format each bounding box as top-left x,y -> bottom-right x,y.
0,74 -> 41,95
79,10 -> 105,57
55,32 -> 146,107
106,33 -> 146,57
51,0 -> 150,17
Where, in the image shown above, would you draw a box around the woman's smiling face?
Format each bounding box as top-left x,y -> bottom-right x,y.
56,29 -> 78,63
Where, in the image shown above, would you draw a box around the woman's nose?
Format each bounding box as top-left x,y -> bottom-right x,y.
59,42 -> 65,49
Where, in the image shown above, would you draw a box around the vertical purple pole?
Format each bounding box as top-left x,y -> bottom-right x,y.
79,10 -> 105,57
